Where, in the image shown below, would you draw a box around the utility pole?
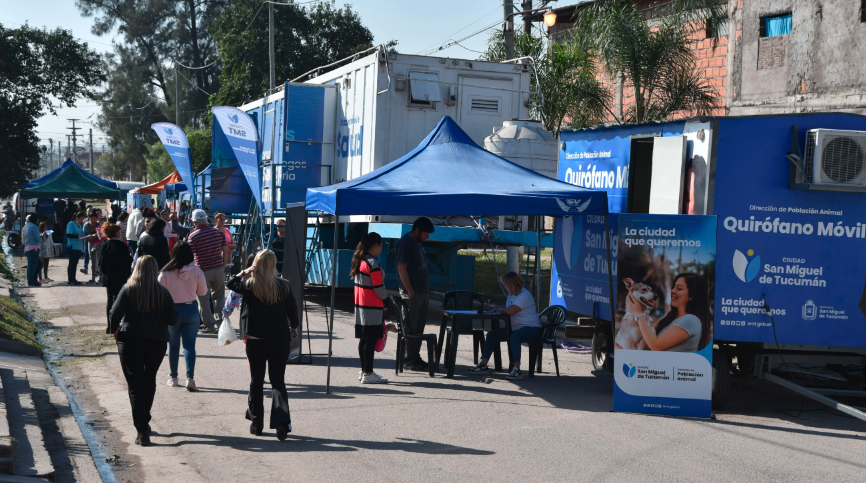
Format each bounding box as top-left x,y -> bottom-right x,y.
48,139 -> 53,171
504,0 -> 514,60
67,119 -> 80,165
269,1 -> 276,90
522,0 -> 533,34
66,135 -> 71,162
176,63 -> 181,127
89,129 -> 94,174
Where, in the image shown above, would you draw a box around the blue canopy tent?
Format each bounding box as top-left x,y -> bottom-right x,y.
306,116 -> 612,391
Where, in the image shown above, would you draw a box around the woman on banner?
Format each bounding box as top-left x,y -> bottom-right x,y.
636,273 -> 709,352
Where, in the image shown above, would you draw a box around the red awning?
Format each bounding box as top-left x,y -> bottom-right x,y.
140,171 -> 183,194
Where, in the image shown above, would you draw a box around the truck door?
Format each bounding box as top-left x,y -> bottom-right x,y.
626,135 -> 688,214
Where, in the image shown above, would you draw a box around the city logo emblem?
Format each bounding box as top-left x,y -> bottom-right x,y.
732,249 -> 761,282
555,197 -> 591,213
228,114 -> 239,124
802,300 -> 818,321
559,215 -> 583,270
163,127 -> 173,135
556,280 -> 563,298
622,363 -> 636,378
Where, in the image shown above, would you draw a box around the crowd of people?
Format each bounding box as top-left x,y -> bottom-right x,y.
14,205 -> 545,446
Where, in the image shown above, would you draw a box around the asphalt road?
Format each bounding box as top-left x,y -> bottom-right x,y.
17,257 -> 866,483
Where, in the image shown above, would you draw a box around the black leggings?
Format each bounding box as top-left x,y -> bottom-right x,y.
358,336 -> 377,374
41,258 -> 49,278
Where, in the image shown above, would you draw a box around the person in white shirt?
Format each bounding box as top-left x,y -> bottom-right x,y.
468,271 -> 542,380
127,207 -> 142,251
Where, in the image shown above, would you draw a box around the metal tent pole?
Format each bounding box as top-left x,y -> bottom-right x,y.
326,215 -> 338,394
535,218 -> 541,302
604,214 -> 615,326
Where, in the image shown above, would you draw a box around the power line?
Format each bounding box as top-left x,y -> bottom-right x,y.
415,3 -> 503,55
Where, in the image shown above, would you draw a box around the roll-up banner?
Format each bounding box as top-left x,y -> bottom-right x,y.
613,214 -> 716,418
150,123 -> 196,207
211,107 -> 263,210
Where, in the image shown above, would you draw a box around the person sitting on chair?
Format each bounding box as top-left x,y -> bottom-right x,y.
469,271 -> 542,380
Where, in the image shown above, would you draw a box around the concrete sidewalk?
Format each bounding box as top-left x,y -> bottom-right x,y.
17,258 -> 866,483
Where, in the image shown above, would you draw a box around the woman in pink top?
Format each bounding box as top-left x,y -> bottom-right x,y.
215,213 -> 237,268
158,241 -> 207,391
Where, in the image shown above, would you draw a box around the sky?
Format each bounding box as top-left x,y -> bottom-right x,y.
1,0 -> 554,149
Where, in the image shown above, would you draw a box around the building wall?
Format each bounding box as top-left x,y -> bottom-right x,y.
729,0 -> 866,115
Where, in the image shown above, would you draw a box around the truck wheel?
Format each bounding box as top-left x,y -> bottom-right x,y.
592,324 -> 614,372
712,348 -> 731,410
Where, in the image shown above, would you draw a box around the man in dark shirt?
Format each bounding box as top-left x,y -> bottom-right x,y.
396,217 -> 435,370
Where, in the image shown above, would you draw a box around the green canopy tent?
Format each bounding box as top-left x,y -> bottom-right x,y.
20,161 -> 122,200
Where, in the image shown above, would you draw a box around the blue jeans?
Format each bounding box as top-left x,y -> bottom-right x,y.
167,303 -> 200,378
25,249 -> 40,284
481,326 -> 542,364
83,243 -> 90,269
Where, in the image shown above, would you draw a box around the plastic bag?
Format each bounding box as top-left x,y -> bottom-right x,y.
218,316 -> 238,346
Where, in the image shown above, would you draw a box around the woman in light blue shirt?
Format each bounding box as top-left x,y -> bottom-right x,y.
66,212 -> 86,285
637,273 -> 709,352
22,215 -> 42,287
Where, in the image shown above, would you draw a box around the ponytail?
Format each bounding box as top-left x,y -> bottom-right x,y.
349,232 -> 383,279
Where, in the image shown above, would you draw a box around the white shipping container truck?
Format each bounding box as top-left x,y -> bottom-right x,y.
303,49 -> 533,184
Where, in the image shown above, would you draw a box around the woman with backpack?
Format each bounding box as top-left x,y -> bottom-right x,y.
350,232 -> 394,385
226,250 -> 298,440
109,255 -> 178,446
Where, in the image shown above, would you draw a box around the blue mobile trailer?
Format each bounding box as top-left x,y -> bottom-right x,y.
554,113 -> 866,414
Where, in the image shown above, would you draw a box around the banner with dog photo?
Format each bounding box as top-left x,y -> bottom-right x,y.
613,214 -> 716,418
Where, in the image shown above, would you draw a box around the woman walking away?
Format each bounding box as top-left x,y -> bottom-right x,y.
118,211 -> 129,245
66,212 -> 86,285
38,221 -> 54,283
226,250 -> 298,440
158,241 -> 207,391
100,223 -> 133,334
351,232 -> 393,384
469,271 -> 542,380
136,218 -> 171,269
109,255 -> 178,446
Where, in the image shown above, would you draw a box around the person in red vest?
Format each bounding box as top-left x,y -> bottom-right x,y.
350,232 -> 395,384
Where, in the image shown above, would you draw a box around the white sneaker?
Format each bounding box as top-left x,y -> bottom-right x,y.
185,378 -> 197,391
506,368 -> 525,380
167,377 -> 180,387
361,372 -> 388,384
358,370 -> 363,381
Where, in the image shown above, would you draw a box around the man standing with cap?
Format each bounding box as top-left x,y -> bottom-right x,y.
188,209 -> 227,332
396,217 -> 435,371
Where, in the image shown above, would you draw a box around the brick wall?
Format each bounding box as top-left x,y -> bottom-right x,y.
757,36 -> 786,70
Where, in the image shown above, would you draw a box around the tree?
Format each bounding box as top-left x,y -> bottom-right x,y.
481,31 -> 612,134
0,22 -> 105,197
95,151 -> 130,180
144,140 -> 175,181
187,127 -> 211,174
574,0 -> 726,123
213,0 -> 375,106
76,0 -> 223,179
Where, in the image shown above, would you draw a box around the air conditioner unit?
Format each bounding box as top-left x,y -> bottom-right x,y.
804,129 -> 866,186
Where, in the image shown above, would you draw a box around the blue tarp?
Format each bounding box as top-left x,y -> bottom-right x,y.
764,14 -> 792,37
24,159 -> 118,189
305,116 -> 608,216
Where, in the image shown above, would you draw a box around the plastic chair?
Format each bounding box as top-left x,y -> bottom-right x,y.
528,305 -> 567,378
438,291 -> 486,365
392,296 -> 437,378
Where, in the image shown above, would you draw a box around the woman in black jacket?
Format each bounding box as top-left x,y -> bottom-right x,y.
136,218 -> 170,269
226,249 -> 299,441
99,223 -> 133,334
109,255 -> 178,446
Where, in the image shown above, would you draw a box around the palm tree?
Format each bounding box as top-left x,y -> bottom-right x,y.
481,31 -> 612,134
574,0 -> 727,124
